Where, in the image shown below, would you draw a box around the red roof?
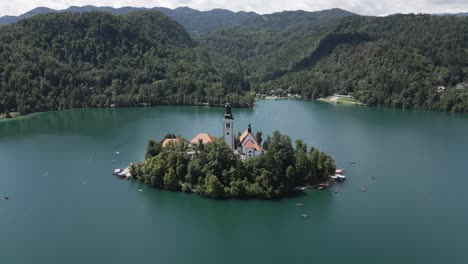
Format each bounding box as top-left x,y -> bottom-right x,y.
239,129 -> 250,143
244,139 -> 263,151
190,133 -> 217,145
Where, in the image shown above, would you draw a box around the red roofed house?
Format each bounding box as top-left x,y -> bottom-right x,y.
190,133 -> 217,146
238,123 -> 263,159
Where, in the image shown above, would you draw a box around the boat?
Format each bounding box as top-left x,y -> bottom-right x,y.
349,161 -> 356,164
117,172 -> 127,178
331,174 -> 346,182
335,169 -> 345,175
296,203 -> 303,206
361,186 -> 367,192
301,214 -> 310,218
113,168 -> 122,175
138,189 -> 143,192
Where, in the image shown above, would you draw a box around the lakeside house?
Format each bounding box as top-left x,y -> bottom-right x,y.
455,82 -> 467,90
436,86 -> 446,93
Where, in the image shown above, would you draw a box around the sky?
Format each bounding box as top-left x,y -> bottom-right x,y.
0,0 -> 467,17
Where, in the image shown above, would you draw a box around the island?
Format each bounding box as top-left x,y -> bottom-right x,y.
129,103 -> 336,199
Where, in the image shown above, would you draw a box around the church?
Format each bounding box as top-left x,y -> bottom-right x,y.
223,103 -> 263,160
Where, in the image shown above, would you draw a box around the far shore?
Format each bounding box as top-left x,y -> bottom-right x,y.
318,95 -> 366,106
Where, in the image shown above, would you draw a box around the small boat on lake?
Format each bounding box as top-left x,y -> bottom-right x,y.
301,214 -> 310,218
361,186 -> 367,192
335,169 -> 345,175
331,174 -> 346,182
296,203 -> 303,206
113,166 -> 132,179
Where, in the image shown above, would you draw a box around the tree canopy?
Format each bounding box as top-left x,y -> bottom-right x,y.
131,131 -> 336,199
199,13 -> 468,112
0,11 -> 254,115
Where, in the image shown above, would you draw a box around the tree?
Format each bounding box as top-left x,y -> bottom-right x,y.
204,175 -> 224,199
255,131 -> 263,145
132,131 -> 336,199
145,140 -> 162,159
164,168 -> 180,191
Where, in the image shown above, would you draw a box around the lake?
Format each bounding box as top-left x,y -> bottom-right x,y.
1,99 -> 467,264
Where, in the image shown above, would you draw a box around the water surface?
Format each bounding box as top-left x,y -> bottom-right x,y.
1,100 -> 467,263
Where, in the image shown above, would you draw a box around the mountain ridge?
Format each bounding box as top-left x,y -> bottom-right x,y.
0,5 -> 259,35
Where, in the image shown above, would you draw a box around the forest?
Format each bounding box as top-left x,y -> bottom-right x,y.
199,12 -> 468,112
1,9 -> 468,116
0,11 -> 253,116
131,131 -> 336,199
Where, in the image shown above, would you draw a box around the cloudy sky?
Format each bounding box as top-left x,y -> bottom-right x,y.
1,0 -> 467,17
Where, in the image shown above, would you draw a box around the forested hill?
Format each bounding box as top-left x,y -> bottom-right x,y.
0,11 -> 254,115
199,13 -> 468,112
198,9 -> 354,80
0,6 -> 259,35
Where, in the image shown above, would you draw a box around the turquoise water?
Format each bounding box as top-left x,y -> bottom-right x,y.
1,100 -> 467,263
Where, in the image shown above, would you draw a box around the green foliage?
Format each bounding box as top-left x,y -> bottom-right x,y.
0,6 -> 259,36
0,11 -> 253,115
199,13 -> 468,112
131,131 -> 336,199
3,10 -> 464,115
145,140 -> 162,159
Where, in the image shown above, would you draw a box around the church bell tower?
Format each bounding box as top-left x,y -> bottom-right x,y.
223,103 -> 234,149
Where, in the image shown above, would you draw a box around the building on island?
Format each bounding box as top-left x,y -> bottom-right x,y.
162,138 -> 182,148
221,102 -> 263,159
190,133 -> 217,146
223,103 -> 235,149
237,123 -> 263,159
186,103 -> 263,160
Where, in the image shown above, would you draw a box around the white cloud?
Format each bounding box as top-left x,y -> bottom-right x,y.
0,0 -> 467,17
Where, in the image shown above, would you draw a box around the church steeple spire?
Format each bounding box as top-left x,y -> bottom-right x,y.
224,103 -> 233,120
223,102 -> 235,149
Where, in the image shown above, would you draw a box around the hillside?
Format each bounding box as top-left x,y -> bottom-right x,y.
0,6 -> 259,35
1,8 -> 468,115
0,11 -> 253,115
200,13 -> 468,112
197,9 -> 354,79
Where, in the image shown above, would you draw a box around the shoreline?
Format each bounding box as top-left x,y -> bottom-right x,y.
4,97 -> 467,122
0,102 -> 253,122
317,95 -> 367,106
